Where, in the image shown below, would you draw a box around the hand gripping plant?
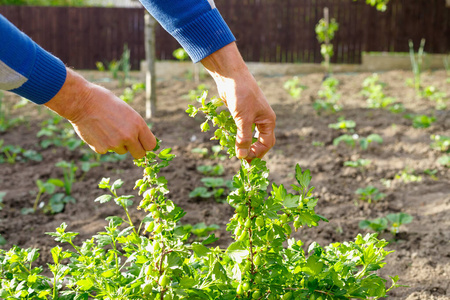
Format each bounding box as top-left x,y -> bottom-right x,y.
0,93 -> 402,299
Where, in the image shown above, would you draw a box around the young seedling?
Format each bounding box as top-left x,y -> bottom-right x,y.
328,118 -> 356,131
334,133 -> 383,150
395,168 -> 422,183
359,212 -> 413,236
412,114 -> 436,129
430,135 -> 450,153
355,185 -> 386,203
422,86 -> 447,110
196,163 -> 225,176
0,140 -> 42,164
283,76 -> 307,99
344,158 -> 371,168
407,38 -> 426,94
314,76 -> 342,114
361,73 -> 397,109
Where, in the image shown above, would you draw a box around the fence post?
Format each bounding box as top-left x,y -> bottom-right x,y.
144,13 -> 157,119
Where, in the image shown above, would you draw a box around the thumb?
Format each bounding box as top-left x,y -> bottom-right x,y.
235,118 -> 254,159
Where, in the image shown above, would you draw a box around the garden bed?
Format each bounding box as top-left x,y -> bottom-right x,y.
0,69 -> 449,299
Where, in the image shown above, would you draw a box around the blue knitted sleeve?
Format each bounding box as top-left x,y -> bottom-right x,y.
0,14 -> 66,105
139,0 -> 236,63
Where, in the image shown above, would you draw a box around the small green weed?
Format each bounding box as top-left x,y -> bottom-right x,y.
333,133 -> 383,150
412,114 -> 436,129
0,140 -> 42,164
355,185 -> 386,203
359,212 -> 413,236
328,118 -> 356,131
314,77 -> 342,114
283,76 -> 307,99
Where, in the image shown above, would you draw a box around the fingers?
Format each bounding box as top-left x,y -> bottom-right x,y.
235,117 -> 254,159
248,121 -> 276,159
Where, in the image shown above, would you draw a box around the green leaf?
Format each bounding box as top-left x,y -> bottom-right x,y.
302,255 -> 324,275
226,241 -> 249,263
192,243 -> 210,257
283,194 -> 299,208
76,278 -> 94,291
95,194 -> 113,203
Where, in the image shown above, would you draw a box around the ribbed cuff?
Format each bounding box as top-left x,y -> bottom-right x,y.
11,44 -> 67,105
171,8 -> 236,63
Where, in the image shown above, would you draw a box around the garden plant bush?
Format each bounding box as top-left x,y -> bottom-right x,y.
0,93 -> 402,299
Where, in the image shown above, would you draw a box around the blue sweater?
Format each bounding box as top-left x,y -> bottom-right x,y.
0,0 -> 235,104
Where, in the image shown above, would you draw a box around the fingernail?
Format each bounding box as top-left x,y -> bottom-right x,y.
236,148 -> 249,159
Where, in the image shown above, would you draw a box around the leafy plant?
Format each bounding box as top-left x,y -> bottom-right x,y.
412,114 -> 436,129
172,48 -> 189,61
407,38 -> 426,93
0,91 -> 23,132
333,133 -> 383,150
344,158 -> 371,169
328,118 -> 356,131
361,73 -> 397,109
283,76 -> 307,99
0,140 -> 42,164
314,77 -> 342,114
0,95 -> 402,299
189,177 -> 232,203
355,185 -> 386,203
430,135 -> 450,152
437,155 -> 450,168
197,164 -> 225,176
37,115 -> 83,150
182,222 -> 220,241
31,179 -> 57,213
354,0 -> 390,11
315,16 -> 339,74
422,86 -> 447,110
120,82 -> 145,103
359,212 -> 412,236
184,84 -> 209,102
394,168 -> 422,183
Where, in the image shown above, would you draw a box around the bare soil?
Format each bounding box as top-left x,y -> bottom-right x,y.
1,69 -> 449,299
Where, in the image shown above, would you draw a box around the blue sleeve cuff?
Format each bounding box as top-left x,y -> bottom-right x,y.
169,8 -> 235,63
11,43 -> 67,105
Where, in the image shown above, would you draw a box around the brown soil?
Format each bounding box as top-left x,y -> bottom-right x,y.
1,69 -> 449,299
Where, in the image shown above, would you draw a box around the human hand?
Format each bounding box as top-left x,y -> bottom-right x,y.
45,69 -> 156,159
201,43 -> 276,160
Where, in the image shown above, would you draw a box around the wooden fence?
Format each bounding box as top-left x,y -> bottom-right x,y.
1,0 -> 449,69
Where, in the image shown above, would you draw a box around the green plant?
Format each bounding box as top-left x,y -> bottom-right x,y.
412,114 -> 436,129
344,158 -> 371,169
0,91 -> 23,132
189,177 -> 232,203
394,168 -> 422,183
407,38 -> 426,93
283,76 -> 307,99
31,179 -> 58,213
422,86 -> 447,110
359,212 -> 412,236
328,118 -> 356,131
354,0 -> 390,11
0,95 -> 402,299
355,185 -> 386,203
430,135 -> 450,153
182,222 -> 220,241
185,84 -> 209,101
314,77 -> 342,114
172,48 -> 189,61
315,17 -> 339,74
361,73 -> 396,109
0,140 -> 42,164
437,155 -> 450,168
37,115 -> 83,150
333,133 -> 383,150
197,163 -> 225,176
